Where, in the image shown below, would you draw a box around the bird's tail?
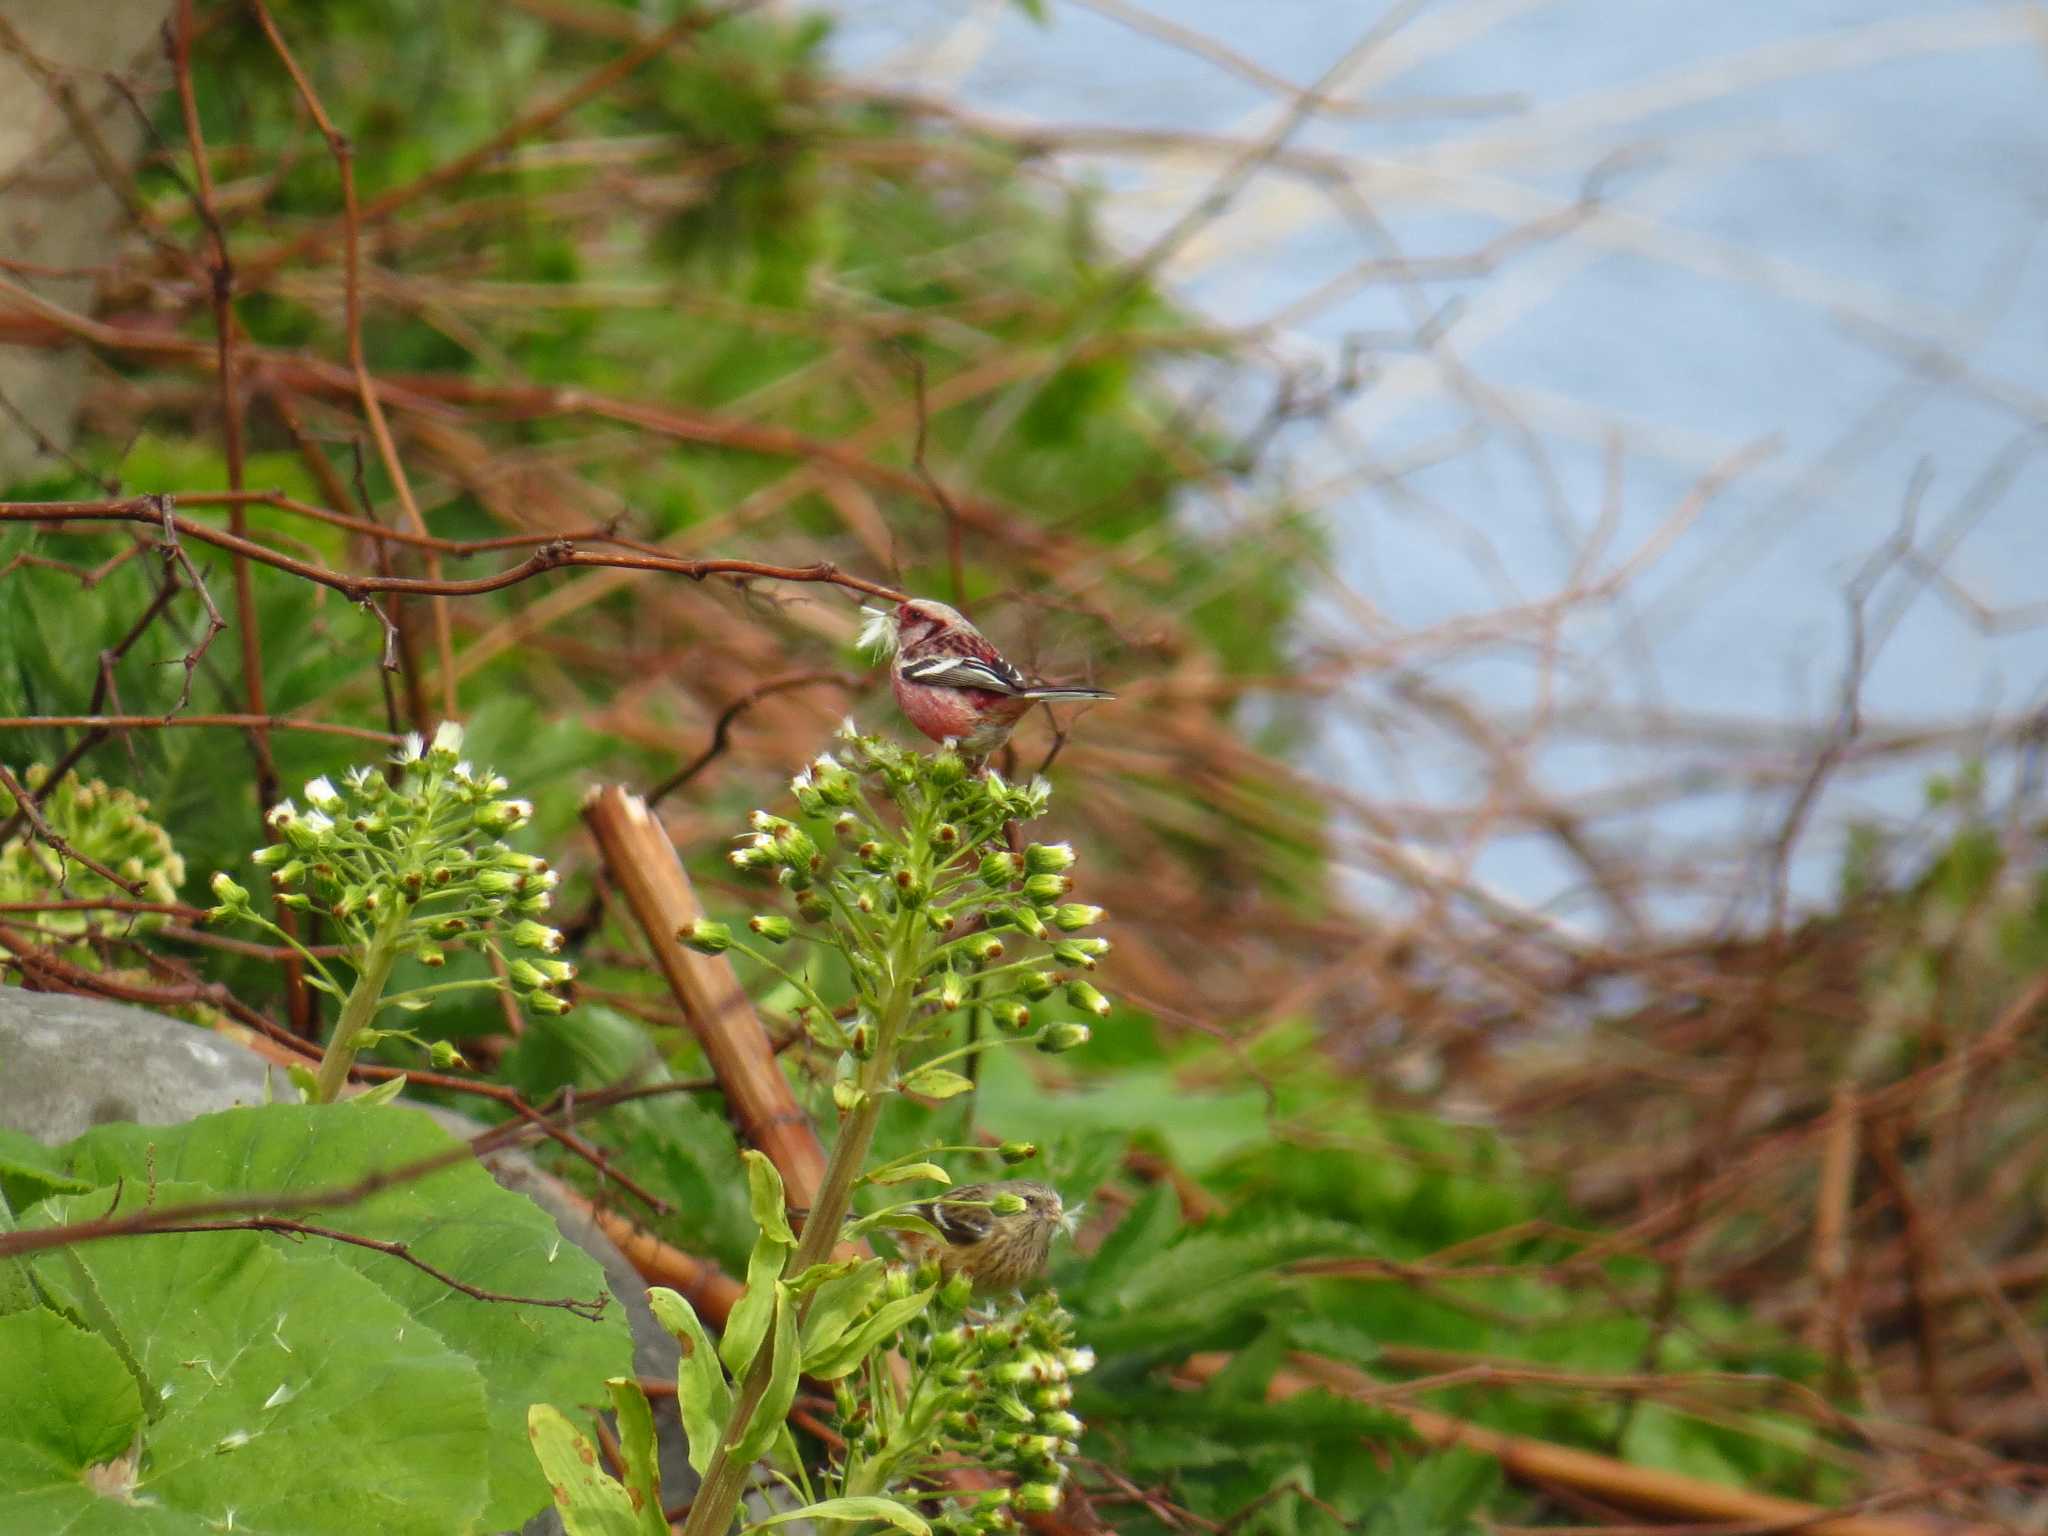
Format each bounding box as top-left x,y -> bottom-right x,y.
1021,685 -> 1114,702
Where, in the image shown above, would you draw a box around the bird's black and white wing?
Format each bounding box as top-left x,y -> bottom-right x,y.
897,653 -> 1030,696
916,1183 -> 998,1247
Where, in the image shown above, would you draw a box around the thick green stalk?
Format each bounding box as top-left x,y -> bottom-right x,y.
679,948 -> 919,1535
311,907 -> 406,1103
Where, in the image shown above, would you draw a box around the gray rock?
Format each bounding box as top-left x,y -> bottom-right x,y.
0,987 -> 690,1534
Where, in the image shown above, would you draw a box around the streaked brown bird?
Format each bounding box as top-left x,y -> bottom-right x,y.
900,1179 -> 1072,1294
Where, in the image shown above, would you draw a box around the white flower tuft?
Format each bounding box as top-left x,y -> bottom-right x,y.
856,605 -> 899,658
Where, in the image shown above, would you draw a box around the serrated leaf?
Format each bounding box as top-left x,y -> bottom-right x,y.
901,1067 -> 973,1100
647,1287 -> 731,1478
527,1404 -> 644,1536
745,1495 -> 931,1535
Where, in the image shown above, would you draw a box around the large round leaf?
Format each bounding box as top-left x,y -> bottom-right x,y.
56,1104 -> 633,1529
13,1181 -> 491,1534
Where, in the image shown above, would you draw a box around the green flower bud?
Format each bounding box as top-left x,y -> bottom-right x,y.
930,749 -> 967,787
937,972 -> 967,1010
1017,970 -> 1056,1001
941,1271 -> 975,1311
978,851 -> 1018,887
796,891 -> 831,924
969,935 -> 1005,964
992,1190 -> 1028,1216
509,959 -> 548,989
1022,872 -> 1070,903
1050,940 -> 1099,970
832,1079 -> 868,1113
1014,1484 -> 1061,1514
884,1264 -> 916,1301
748,914 -> 794,944
539,958 -> 576,984
992,1001 -> 1031,1032
527,990 -> 570,1015
1004,905 -> 1047,939
429,1039 -> 466,1069
303,775 -> 343,812
476,868 -> 519,895
926,907 -> 957,934
1051,903 -> 1102,932
858,841 -> 888,870
209,871 -> 249,908
894,869 -> 926,905
413,943 -> 447,969
251,843 -> 289,868
1038,1022 -> 1091,1053
792,784 -> 826,818
1065,980 -> 1111,1017
429,721 -> 465,763
1039,1410 -> 1083,1437
1024,842 -> 1075,875
511,920 -> 563,954
473,798 -> 532,832
678,919 -> 732,954
832,811 -> 861,841
999,1140 -> 1038,1164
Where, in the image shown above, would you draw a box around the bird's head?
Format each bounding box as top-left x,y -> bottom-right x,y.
861,597 -> 972,658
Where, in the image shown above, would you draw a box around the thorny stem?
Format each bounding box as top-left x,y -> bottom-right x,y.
312,904 -> 408,1103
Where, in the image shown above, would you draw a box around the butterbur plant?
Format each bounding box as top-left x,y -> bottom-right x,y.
530,728 -> 1108,1535
206,722 -> 568,1102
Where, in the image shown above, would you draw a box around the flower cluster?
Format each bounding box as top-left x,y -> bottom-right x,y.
836,1285 -> 1095,1530
680,725 -> 1111,1097
0,768 -> 186,938
206,724 -> 567,1093
0,768 -> 187,992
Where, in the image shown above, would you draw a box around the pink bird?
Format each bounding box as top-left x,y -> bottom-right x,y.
864,598 -> 1113,759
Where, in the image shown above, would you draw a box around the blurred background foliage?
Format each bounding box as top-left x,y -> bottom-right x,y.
3,1 -> 2045,1532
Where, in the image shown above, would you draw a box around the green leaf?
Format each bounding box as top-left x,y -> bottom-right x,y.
0,1126 -> 88,1214
57,1104 -> 630,1530
647,1287 -> 731,1478
733,1284 -> 800,1464
798,1259 -> 886,1370
801,1284 -> 936,1381
0,1308 -> 141,1502
900,1067 -> 973,1100
527,1404 -> 644,1536
15,1180 -> 490,1534
745,1495 -> 932,1535
606,1378 -> 668,1536
865,1162 -> 952,1186
742,1149 -> 795,1246
720,1226 -> 792,1377
350,1075 -> 408,1107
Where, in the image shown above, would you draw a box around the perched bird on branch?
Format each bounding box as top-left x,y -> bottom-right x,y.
861,599 -> 1113,759
900,1179 -> 1074,1294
